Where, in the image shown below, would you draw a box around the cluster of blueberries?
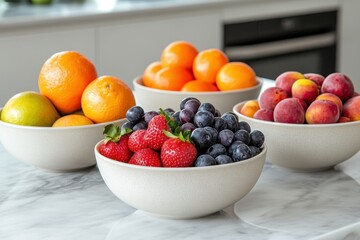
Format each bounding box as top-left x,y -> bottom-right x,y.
123,97 -> 265,167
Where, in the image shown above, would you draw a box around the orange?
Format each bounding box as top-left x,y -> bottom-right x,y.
152,67 -> 194,91
143,61 -> 162,88
216,62 -> 257,91
160,41 -> 198,70
193,48 -> 229,84
52,114 -> 94,127
81,75 -> 136,123
181,80 -> 219,92
38,51 -> 97,114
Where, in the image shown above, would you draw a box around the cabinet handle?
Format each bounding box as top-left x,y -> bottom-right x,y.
224,32 -> 336,60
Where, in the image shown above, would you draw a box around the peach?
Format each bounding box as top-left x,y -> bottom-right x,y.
259,86 -> 289,110
316,93 -> 343,114
293,97 -> 308,111
321,73 -> 354,102
305,99 -> 340,124
338,116 -> 351,123
342,96 -> 360,121
240,100 -> 260,118
304,73 -> 325,89
275,71 -> 305,96
273,98 -> 305,124
253,109 -> 274,122
291,79 -> 319,105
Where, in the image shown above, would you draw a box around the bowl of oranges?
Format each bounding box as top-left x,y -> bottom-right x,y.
133,41 -> 263,114
0,51 -> 134,172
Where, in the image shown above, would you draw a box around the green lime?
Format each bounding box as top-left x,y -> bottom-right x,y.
1,91 -> 60,127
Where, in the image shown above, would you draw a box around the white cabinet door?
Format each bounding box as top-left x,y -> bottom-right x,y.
339,0 -> 360,91
97,10 -> 221,87
0,28 -> 95,106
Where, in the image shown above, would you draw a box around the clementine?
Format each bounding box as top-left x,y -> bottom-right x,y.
160,41 -> 198,70
38,51 -> 97,114
81,75 -> 136,123
143,61 -> 162,88
181,80 -> 219,92
152,67 -> 194,91
216,62 -> 257,91
52,114 -> 94,127
193,48 -> 229,84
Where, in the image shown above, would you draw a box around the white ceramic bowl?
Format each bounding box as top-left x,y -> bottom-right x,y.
95,141 -> 267,219
233,101 -> 360,172
133,77 -> 263,114
0,109 -> 126,172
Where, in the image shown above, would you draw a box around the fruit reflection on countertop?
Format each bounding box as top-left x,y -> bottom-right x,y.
240,71 -> 360,124
142,40 -> 258,92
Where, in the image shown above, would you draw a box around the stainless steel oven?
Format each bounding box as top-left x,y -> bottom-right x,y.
223,10 -> 337,80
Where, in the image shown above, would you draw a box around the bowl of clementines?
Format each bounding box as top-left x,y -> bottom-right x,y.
0,51 -> 134,172
133,41 -> 263,114
233,71 -> 360,172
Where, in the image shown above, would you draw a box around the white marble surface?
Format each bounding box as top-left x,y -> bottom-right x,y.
1,140 -> 360,239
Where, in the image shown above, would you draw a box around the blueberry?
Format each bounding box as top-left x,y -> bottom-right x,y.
180,122 -> 196,133
206,143 -> 227,158
195,154 -> 217,167
222,113 -> 239,132
126,106 -> 144,124
163,108 -> 175,115
132,120 -> 148,131
250,130 -> 265,147
238,121 -> 251,133
198,102 -> 216,115
249,145 -> 261,157
215,155 -> 233,165
179,109 -> 195,123
172,111 -> 182,125
144,111 -> 159,123
203,126 -> 218,144
193,110 -> 214,128
214,109 -> 221,117
121,121 -> 134,130
180,97 -> 200,110
222,111 -> 239,121
234,129 -> 250,145
213,117 -> 227,132
228,140 -> 244,158
184,99 -> 201,114
232,143 -> 252,162
217,129 -> 235,147
190,127 -> 214,150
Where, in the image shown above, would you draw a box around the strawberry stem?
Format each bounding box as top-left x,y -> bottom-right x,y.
103,123 -> 132,143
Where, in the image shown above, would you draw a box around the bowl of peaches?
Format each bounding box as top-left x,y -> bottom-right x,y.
133,41 -> 263,114
233,71 -> 360,172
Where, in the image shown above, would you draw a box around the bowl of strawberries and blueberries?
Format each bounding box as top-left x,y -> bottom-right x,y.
97,97 -> 265,168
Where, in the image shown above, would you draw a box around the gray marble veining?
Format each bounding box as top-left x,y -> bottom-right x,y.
1,142 -> 360,239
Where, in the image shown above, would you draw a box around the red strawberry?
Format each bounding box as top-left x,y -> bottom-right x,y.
144,115 -> 170,150
99,134 -> 132,163
161,138 -> 197,167
99,124 -> 133,163
128,148 -> 162,167
128,129 -> 147,152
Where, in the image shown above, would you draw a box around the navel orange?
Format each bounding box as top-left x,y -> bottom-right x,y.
38,51 -> 97,114
81,75 -> 136,123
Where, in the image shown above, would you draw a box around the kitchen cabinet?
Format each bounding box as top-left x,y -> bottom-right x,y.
0,27 -> 96,106
97,9 -> 221,87
338,0 -> 360,91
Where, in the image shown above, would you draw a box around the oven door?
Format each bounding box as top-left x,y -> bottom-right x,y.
224,32 -> 336,80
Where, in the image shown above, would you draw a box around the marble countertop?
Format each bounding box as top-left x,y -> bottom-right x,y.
1,143 -> 360,240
